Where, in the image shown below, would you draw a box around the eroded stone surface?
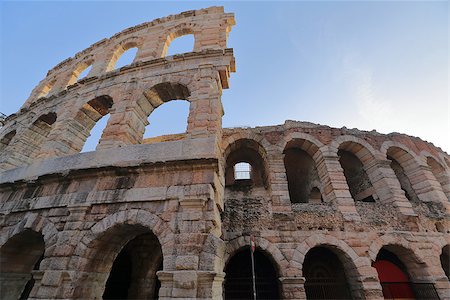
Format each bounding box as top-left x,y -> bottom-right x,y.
0,6 -> 449,300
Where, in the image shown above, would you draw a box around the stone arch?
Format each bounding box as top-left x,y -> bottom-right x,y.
279,132 -> 325,158
161,23 -> 199,57
71,209 -> 174,299
74,95 -> 114,152
106,36 -> 143,72
133,80 -> 193,141
283,137 -> 325,203
223,137 -> 270,188
37,77 -> 57,98
66,56 -> 95,86
332,137 -> 380,202
368,235 -> 433,281
0,213 -> 59,254
9,112 -> 57,163
425,154 -> 450,199
0,214 -> 59,299
331,135 -> 382,167
224,236 -> 290,277
0,129 -> 16,152
383,143 -> 423,202
293,234 -> 372,299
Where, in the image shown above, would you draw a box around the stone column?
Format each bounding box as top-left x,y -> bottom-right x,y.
157,183 -> 223,299
365,159 -> 417,216
187,65 -> 224,138
315,151 -> 361,222
279,277 -> 306,299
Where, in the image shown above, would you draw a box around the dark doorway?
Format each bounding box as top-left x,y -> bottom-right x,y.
102,232 -> 163,300
103,250 -> 133,299
303,247 -> 353,299
0,229 -> 45,300
224,247 -> 280,300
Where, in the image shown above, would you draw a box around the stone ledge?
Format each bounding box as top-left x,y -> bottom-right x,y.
0,136 -> 218,185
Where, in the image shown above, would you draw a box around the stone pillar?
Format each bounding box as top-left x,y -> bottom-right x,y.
157,270 -> 224,300
279,277 -> 306,299
365,159 -> 417,216
157,183 -> 223,299
315,151 -> 361,222
412,165 -> 450,214
97,86 -> 146,149
187,65 -> 224,138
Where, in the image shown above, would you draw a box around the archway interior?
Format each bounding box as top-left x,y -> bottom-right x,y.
338,149 -> 375,202
303,247 -> 352,300
284,148 -> 321,203
224,247 -> 280,300
102,232 -> 163,300
374,249 -> 416,299
0,229 -> 45,300
440,245 -> 449,280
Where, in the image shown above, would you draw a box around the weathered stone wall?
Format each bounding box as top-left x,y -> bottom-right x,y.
0,6 -> 449,300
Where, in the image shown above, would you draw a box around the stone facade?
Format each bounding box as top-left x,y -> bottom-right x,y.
0,6 -> 449,300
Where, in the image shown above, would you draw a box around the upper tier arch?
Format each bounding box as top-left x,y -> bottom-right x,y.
21,6 -> 235,109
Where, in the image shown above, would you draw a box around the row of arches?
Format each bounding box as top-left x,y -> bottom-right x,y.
1,224 -> 447,299
38,34 -> 195,99
224,136 -> 450,208
0,81 -> 194,165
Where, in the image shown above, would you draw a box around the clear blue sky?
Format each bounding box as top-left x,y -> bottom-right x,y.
1,1 -> 448,153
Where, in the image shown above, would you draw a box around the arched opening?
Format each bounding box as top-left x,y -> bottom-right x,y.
102,232 -> 162,300
284,148 -> 321,203
67,61 -> 93,86
426,157 -> 449,198
441,245 -> 449,280
76,96 -> 113,152
225,139 -> 268,188
143,100 -> 190,140
162,29 -> 195,57
303,247 -> 353,299
81,114 -> 110,152
138,82 -> 191,143
0,130 -> 16,152
0,230 -> 45,300
338,149 -> 376,202
108,44 -> 139,71
166,34 -> 195,56
37,78 -> 56,98
387,154 -> 418,201
224,247 -> 280,300
21,112 -> 57,159
74,225 -> 163,300
374,246 -> 439,299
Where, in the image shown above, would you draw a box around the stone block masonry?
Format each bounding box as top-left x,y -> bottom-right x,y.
0,6 -> 449,300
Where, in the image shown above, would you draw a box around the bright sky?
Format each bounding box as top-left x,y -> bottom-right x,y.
1,1 -> 448,153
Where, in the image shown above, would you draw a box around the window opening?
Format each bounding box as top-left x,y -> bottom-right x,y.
81,113 -> 110,152
338,149 -> 375,202
166,34 -> 195,56
143,100 -> 189,139
234,162 -> 251,180
78,64 -> 92,81
115,47 -> 138,69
